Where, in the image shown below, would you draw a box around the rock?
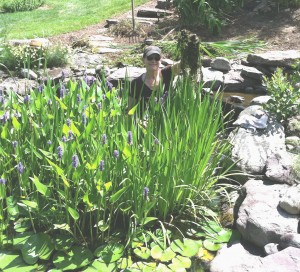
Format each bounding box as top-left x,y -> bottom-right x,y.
155,0 -> 173,9
264,243 -> 280,255
0,78 -> 37,95
250,95 -> 271,105
96,47 -> 123,54
71,52 -> 103,68
229,105 -> 286,174
20,68 -> 38,80
286,115 -> 300,138
201,67 -> 223,90
227,95 -> 245,103
107,66 -> 146,85
137,8 -> 173,18
247,50 -> 300,67
105,19 -> 119,27
241,66 -> 264,81
265,152 -> 297,185
236,179 -> 299,247
210,57 -> 231,72
286,136 -> 300,150
279,186 -> 300,214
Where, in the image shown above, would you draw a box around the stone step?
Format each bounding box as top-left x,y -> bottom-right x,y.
137,8 -> 173,18
155,0 -> 173,10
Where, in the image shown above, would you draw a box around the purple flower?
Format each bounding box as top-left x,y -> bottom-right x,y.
57,146 -> 63,160
154,137 -> 159,145
72,155 -> 79,168
106,81 -> 113,91
47,140 -> 52,145
102,94 -> 106,100
77,94 -> 81,103
99,160 -> 104,171
66,118 -> 71,127
62,136 -> 67,142
102,134 -> 107,145
61,71 -> 66,81
37,85 -> 44,93
127,131 -> 133,145
12,141 -> 18,148
0,96 -> 4,104
59,84 -> 66,98
68,130 -> 74,140
0,178 -> 6,185
17,162 -> 24,174
24,95 -> 30,103
113,150 -> 119,159
1,111 -> 9,123
82,112 -> 87,125
97,102 -> 102,110
143,187 -> 149,200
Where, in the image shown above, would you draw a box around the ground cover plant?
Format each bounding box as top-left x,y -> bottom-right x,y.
0,0 -> 45,12
0,0 -> 149,39
0,73 -> 238,270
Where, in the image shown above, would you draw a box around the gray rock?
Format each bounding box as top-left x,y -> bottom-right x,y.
211,57 -> 231,72
201,67 -> 223,90
250,95 -> 271,105
107,67 -> 146,82
236,179 -> 299,247
286,115 -> 300,138
96,47 -> 123,54
0,78 -> 37,95
71,52 -> 103,68
20,68 -> 38,80
279,233 -> 300,249
137,8 -> 173,18
241,66 -> 264,81
264,243 -> 280,255
155,0 -> 173,9
279,186 -> 300,214
247,50 -> 300,67
265,152 -> 297,185
229,105 -> 285,174
286,136 -> 300,148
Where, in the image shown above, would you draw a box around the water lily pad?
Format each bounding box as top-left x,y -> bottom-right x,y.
203,239 -> 221,252
170,238 -> 199,257
83,259 -> 117,272
130,261 -> 156,271
21,233 -> 54,264
53,246 -> 93,271
94,243 -> 124,263
216,229 -> 232,243
118,257 -> 133,270
133,247 -> 151,260
172,255 -> 192,269
168,263 -> 186,272
155,263 -> 172,272
151,245 -> 176,262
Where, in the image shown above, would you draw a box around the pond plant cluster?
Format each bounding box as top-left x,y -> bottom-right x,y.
0,71 -> 239,271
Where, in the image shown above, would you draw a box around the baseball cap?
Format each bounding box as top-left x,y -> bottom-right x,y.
143,46 -> 161,58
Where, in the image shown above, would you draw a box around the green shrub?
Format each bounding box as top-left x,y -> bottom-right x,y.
0,43 -> 69,72
263,68 -> 300,123
1,0 -> 45,12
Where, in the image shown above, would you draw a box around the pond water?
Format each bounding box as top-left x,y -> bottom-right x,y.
222,92 -> 261,108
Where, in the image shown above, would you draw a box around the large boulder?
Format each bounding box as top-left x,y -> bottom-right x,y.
229,105 -> 285,174
236,179 -> 300,247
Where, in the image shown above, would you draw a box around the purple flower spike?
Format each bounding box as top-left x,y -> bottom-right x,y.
106,81 -> 113,91
62,136 -> 67,142
66,118 -> 71,127
102,134 -> 107,145
38,85 -> 44,93
99,160 -> 104,171
143,187 -> 149,200
97,102 -> 102,110
82,112 -> 87,125
0,178 -> 6,185
68,130 -> 74,140
17,162 -> 24,174
72,155 -> 79,168
12,141 -> 18,148
127,131 -> 133,145
24,95 -> 30,103
47,140 -> 52,145
1,111 -> 9,123
57,146 -> 63,160
77,94 -> 81,102
113,150 -> 119,159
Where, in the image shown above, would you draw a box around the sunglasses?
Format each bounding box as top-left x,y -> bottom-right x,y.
147,55 -> 161,61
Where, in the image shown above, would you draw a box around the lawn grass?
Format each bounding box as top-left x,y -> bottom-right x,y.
0,0 -> 149,39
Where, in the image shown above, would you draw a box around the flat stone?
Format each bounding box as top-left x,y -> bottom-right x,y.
88,41 -> 118,48
211,57 -> 231,72
88,35 -> 114,41
0,78 -> 37,95
279,186 -> 300,214
96,48 -> 123,54
241,66 -> 264,81
201,67 -> 223,90
156,0 -> 173,9
137,8 -> 173,18
250,95 -> 271,105
107,66 -> 146,82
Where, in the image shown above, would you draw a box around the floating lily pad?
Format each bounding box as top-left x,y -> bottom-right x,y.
118,257 -> 133,270
53,246 -> 93,271
170,239 -> 199,257
168,263 -> 186,272
133,247 -> 151,260
94,243 -> 124,263
151,245 -> 176,262
83,259 -> 117,272
21,233 -> 54,264
203,239 -> 221,252
216,229 -> 232,243
172,255 -> 192,269
155,263 -> 172,272
130,261 -> 157,271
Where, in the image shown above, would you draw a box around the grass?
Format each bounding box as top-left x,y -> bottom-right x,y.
0,0 -> 149,39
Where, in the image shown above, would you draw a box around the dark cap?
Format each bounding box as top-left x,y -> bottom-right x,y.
143,46 -> 161,58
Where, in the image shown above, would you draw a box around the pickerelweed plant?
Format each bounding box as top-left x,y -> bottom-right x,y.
0,75 -> 238,270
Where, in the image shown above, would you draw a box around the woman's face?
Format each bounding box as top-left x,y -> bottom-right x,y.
144,54 -> 161,72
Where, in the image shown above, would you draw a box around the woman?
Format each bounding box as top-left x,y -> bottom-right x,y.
128,46 -> 180,112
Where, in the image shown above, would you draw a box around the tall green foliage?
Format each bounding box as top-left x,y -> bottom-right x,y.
1,0 -> 45,12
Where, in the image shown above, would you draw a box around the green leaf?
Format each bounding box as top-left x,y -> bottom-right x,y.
6,196 -> 19,219
128,103 -> 138,115
151,245 -> 176,262
172,255 -> 191,269
140,217 -> 157,226
30,175 -> 50,196
19,199 -> 38,209
54,234 -> 74,251
53,246 -> 93,271
170,239 -> 199,257
12,116 -> 21,130
0,251 -> 37,272
94,243 -> 124,263
55,96 -> 67,110
83,259 -> 117,272
216,229 -> 232,243
110,187 -> 127,203
13,232 -> 34,250
46,159 -> 69,187
203,239 -> 221,252
14,218 -> 31,233
67,207 -> 79,220
133,247 -> 151,260
117,257 -> 133,270
21,233 -> 55,264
